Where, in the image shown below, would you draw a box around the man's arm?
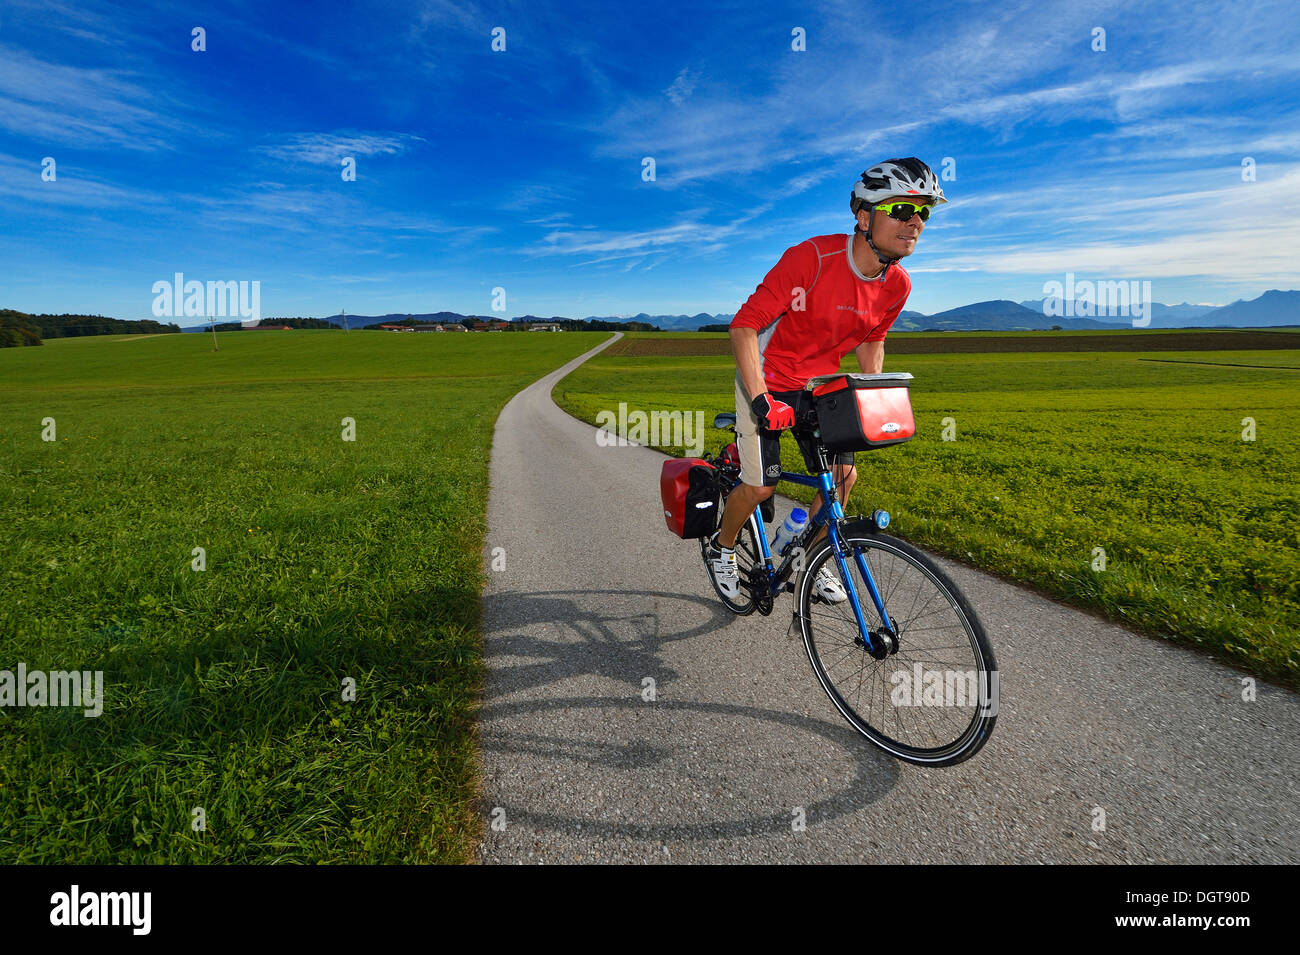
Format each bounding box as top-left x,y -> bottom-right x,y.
854,279 -> 908,376
729,240 -> 819,400
731,326 -> 768,401
855,339 -> 885,375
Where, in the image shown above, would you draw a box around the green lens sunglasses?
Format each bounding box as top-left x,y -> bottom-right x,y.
875,200 -> 933,222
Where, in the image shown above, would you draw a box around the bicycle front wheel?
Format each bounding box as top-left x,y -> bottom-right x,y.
796,524 -> 998,766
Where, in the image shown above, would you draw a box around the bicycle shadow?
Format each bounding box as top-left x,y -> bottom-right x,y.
481,587 -> 735,699
478,588 -> 904,844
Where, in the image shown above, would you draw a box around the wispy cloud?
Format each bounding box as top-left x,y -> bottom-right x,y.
0,47 -> 192,149
664,67 -> 699,105
0,152 -> 159,208
178,180 -> 491,239
262,132 -> 427,165
408,0 -> 490,36
927,165 -> 1300,286
534,220 -> 740,258
3,0 -> 1297,317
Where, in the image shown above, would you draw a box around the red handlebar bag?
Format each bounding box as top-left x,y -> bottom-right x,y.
812,374 -> 916,452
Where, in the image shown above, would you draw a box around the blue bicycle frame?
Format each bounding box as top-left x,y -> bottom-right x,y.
741,467 -> 896,655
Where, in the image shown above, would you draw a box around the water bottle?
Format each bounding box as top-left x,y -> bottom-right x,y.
771,508 -> 808,557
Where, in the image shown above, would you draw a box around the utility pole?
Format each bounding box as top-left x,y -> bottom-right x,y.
209,314 -> 219,351
342,308 -> 349,333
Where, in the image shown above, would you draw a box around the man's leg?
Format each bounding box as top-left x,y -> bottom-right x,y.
798,457 -> 856,604
707,374 -> 780,605
719,372 -> 781,547
718,481 -> 774,548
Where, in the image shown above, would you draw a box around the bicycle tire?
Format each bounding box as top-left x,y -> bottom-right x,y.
796,522 -> 998,766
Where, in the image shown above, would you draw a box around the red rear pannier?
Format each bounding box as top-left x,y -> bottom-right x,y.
660,458 -> 719,538
811,373 -> 916,452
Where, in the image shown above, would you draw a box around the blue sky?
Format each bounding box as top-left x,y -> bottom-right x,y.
2,0 -> 1298,320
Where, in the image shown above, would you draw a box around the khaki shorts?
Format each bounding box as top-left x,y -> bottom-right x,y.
734,373 -> 854,487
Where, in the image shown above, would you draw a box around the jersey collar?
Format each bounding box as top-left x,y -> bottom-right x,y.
846,233 -> 889,283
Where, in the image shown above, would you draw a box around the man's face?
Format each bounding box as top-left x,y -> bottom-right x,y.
859,195 -> 931,258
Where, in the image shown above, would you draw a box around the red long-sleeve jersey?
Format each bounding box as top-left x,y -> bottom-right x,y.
730,233 -> 911,392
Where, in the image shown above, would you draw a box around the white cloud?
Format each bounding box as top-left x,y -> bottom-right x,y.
664,67 -> 699,106
263,132 -> 426,165
925,165 -> 1300,285
535,220 -> 740,259
0,152 -> 159,208
0,46 -> 192,149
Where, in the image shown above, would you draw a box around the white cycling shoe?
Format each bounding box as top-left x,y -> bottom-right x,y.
812,566 -> 848,603
706,537 -> 742,601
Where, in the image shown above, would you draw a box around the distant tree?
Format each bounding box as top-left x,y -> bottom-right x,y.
0,310 -> 43,347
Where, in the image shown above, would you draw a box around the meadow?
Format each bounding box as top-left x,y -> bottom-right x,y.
0,329 -> 604,863
554,332 -> 1300,687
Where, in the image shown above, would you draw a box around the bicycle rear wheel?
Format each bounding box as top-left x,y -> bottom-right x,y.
796,523 -> 998,766
700,518 -> 765,615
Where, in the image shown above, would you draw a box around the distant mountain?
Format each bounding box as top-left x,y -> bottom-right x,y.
921,300 -> 1118,331
1016,292 -> 1300,328
1019,299 -> 1217,325
892,309 -> 934,331
167,290 -> 1299,334
1172,290 -> 1300,327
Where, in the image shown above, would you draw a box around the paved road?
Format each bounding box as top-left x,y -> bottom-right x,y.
478,332 -> 1299,864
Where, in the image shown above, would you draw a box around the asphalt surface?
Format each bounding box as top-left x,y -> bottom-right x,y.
478,332 -> 1299,864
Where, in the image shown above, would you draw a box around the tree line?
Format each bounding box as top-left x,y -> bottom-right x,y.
1,310 -> 185,347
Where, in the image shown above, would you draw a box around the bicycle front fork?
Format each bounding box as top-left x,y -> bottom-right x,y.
812,469 -> 898,656
746,471 -> 897,655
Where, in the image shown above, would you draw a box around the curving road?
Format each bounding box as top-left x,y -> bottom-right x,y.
477,332 -> 1299,864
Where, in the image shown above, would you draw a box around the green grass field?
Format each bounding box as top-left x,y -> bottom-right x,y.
554,333 -> 1300,687
0,329 -> 604,863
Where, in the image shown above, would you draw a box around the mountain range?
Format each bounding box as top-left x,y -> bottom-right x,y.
181,289 -> 1299,333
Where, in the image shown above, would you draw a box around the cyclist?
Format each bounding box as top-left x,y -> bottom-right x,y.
707,157 -> 946,603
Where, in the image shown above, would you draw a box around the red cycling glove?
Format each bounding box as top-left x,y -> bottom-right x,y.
751,393 -> 795,431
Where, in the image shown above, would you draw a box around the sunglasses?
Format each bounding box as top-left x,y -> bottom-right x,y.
875,200 -> 933,222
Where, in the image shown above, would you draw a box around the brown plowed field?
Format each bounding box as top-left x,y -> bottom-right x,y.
606,330 -> 1299,356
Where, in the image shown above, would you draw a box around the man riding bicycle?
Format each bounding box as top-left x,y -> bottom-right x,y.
707,157 -> 946,604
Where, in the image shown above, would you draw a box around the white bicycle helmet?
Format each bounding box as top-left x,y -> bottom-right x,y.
850,158 -> 946,274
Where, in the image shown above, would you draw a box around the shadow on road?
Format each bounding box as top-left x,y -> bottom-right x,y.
479,588 -> 902,842
482,587 -> 739,697
477,696 -> 901,842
